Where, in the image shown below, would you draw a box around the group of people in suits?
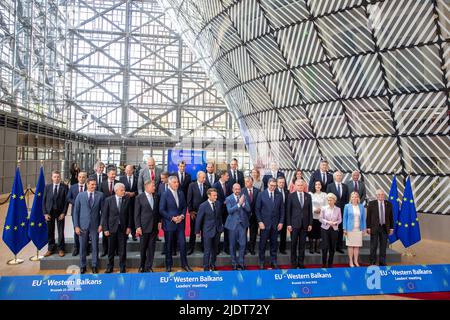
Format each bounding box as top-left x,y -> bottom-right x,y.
42,157 -> 394,273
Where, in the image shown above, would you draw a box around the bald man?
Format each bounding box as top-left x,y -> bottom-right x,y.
138,157 -> 162,194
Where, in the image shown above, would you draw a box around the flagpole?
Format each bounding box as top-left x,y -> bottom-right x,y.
6,160 -> 24,265
401,171 -> 417,258
29,160 -> 44,261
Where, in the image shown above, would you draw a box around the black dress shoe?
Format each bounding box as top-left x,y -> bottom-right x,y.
132,237 -> 137,241
156,238 -> 162,242
166,266 -> 172,272
224,249 -> 230,255
210,265 -> 216,271
182,265 -> 193,272
271,263 -> 279,269
279,250 -> 287,255
239,265 -> 246,270
80,267 -> 86,274
297,264 -> 305,269
138,267 -> 145,273
92,267 -> 98,274
322,264 -> 327,268
120,268 -> 126,273
187,248 -> 194,256
259,264 -> 265,270
249,250 -> 255,255
232,265 -> 238,270
100,252 -> 107,257
172,251 -> 177,256
203,267 -> 209,271
146,268 -> 154,272
105,267 -> 113,273
72,248 -> 79,256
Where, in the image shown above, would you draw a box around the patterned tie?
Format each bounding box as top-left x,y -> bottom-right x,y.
88,192 -> 93,208
79,185 -> 83,193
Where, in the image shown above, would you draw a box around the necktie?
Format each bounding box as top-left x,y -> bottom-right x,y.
109,181 -> 113,194
173,191 -> 179,207
181,173 -> 184,185
79,185 -> 83,193
234,171 -> 237,182
236,195 -> 239,204
354,181 -> 358,192
128,176 -> 131,187
118,197 -> 122,210
322,173 -> 326,184
270,192 -> 273,202
299,192 -> 304,207
199,184 -> 203,195
54,185 -> 58,197
337,183 -> 341,198
89,192 -> 93,208
212,201 -> 216,212
379,201 -> 385,225
222,183 -> 226,196
149,195 -> 154,210
209,174 -> 214,184
165,184 -> 168,192
150,169 -> 155,181
249,189 -> 253,202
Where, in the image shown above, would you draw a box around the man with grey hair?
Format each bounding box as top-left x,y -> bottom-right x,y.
346,170 -> 366,204
187,171 -> 209,255
262,161 -> 285,190
326,170 -> 349,253
90,161 -> 107,191
138,157 -> 162,194
120,165 -> 138,241
101,183 -> 131,273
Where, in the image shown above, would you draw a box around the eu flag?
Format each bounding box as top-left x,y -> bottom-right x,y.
2,167 -> 30,255
397,176 -> 421,248
28,167 -> 48,250
388,175 -> 400,244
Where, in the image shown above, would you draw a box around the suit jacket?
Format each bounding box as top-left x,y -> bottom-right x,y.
255,189 -> 285,228
262,170 -> 286,189
187,181 -> 208,213
66,183 -> 87,205
326,182 -> 349,211
195,200 -> 224,238
159,188 -> 187,232
212,180 -> 232,210
138,166 -> 162,194
346,180 -> 367,204
366,200 -> 394,233
171,171 -> 192,198
73,191 -> 105,231
120,174 -> 138,212
100,179 -> 119,197
134,192 -> 160,234
90,173 -> 107,191
101,195 -> 131,233
286,191 -> 313,229
309,170 -> 333,192
242,187 -> 259,222
43,183 -> 69,215
319,206 -> 342,231
224,193 -> 251,230
158,183 -> 169,198
227,169 -> 244,188
205,172 -> 219,187
343,203 -> 366,231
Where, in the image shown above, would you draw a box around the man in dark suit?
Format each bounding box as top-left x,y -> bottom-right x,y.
99,167 -> 119,256
187,171 -> 208,255
102,183 -> 131,273
73,178 -> 105,274
276,176 -> 289,254
90,161 -> 107,191
159,175 -> 192,272
213,170 -> 232,254
225,183 -> 251,270
309,159 -> 333,192
205,161 -> 218,187
66,171 -> 87,256
195,188 -> 223,271
286,179 -> 313,269
157,171 -> 170,197
242,176 -> 259,255
228,158 -> 244,188
256,178 -> 284,269
120,165 -> 138,241
262,162 -> 286,189
326,170 -> 349,253
346,170 -> 367,205
43,170 -> 69,257
135,180 -> 160,272
367,189 -> 394,266
137,157 -> 162,194
172,160 -> 191,199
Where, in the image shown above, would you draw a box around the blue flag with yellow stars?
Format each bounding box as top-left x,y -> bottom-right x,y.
388,175 -> 400,244
2,167 -> 30,255
397,176 -> 421,248
28,167 -> 48,250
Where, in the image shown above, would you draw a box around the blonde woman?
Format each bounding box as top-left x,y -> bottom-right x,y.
319,193 -> 342,268
251,168 -> 263,191
343,192 -> 366,267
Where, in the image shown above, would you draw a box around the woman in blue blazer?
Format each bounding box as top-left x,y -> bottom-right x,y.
343,192 -> 366,267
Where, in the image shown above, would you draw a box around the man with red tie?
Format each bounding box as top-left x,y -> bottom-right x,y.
138,157 -> 162,194
100,167 -> 118,257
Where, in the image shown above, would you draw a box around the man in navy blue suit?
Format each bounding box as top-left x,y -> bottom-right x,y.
262,162 -> 285,190
225,183 -> 251,270
157,171 -> 169,197
120,165 -> 138,241
66,171 -> 87,256
242,176 -> 259,255
213,170 -> 232,254
195,188 -> 223,271
228,158 -> 244,188
159,175 -> 192,272
309,159 -> 333,192
187,171 -> 209,255
256,178 -> 284,269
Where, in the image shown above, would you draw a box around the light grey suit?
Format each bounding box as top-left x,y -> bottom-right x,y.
73,191 -> 105,268
346,180 -> 367,204
138,166 -> 162,194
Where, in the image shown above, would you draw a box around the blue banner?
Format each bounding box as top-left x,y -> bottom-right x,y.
167,149 -> 207,180
1,264 -> 449,300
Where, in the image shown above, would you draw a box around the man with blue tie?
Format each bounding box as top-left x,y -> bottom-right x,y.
66,171 -> 87,256
73,178 -> 105,274
187,171 -> 208,255
242,176 -> 259,255
228,158 -> 244,188
157,171 -> 170,197
195,188 -> 223,271
159,175 -> 192,272
309,159 -> 333,192
262,162 -> 286,189
225,183 -> 251,270
255,178 -> 284,269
